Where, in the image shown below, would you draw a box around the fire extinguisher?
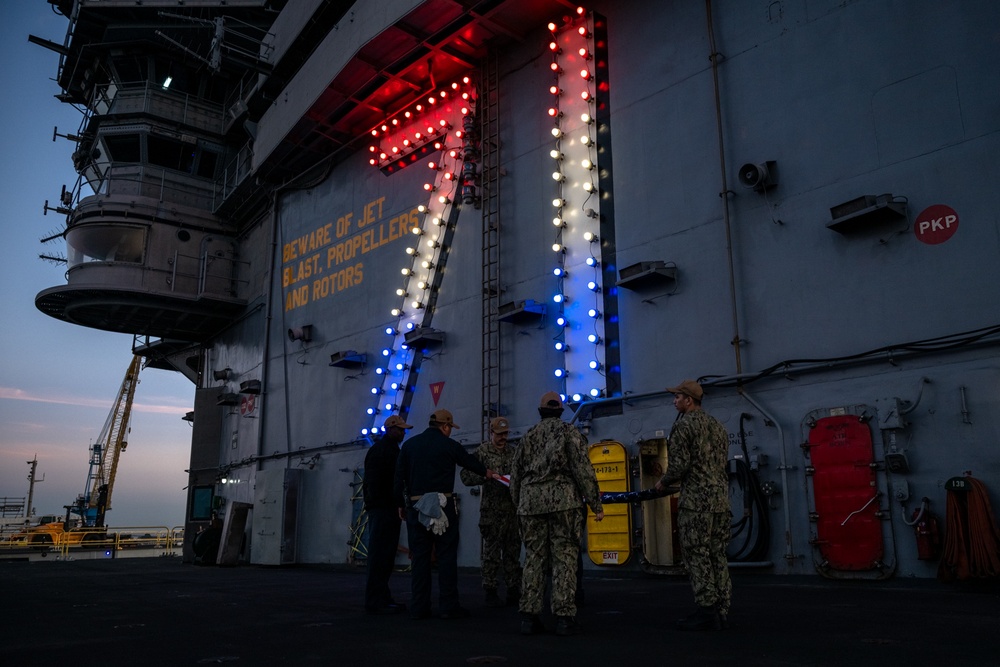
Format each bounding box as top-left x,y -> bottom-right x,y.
913,499 -> 941,561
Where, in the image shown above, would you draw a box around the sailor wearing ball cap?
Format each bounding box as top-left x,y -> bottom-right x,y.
394,409 -> 496,620
363,414 -> 412,614
655,380 -> 732,631
461,416 -> 522,607
666,379 -> 704,401
510,391 -> 604,636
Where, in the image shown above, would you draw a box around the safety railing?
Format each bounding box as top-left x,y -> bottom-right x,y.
93,163 -> 219,211
215,139 -> 254,208
0,526 -> 185,559
95,80 -> 226,134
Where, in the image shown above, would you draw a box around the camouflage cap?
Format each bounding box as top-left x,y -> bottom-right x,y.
490,417 -> 510,433
539,391 -> 564,409
383,415 -> 413,430
430,409 -> 459,428
666,379 -> 703,401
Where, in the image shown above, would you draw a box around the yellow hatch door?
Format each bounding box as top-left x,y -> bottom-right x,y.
587,440 -> 632,566
639,437 -> 680,567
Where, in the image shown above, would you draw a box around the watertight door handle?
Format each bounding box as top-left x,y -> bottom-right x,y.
840,493 -> 880,526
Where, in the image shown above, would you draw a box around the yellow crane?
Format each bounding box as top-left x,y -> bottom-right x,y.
20,356 -> 142,546
77,355 -> 142,527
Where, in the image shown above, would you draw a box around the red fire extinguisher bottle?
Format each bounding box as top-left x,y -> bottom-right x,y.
914,500 -> 941,561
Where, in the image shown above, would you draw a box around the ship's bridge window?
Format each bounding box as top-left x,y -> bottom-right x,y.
148,135 -> 196,173
110,54 -> 145,88
153,58 -> 197,96
66,224 -> 146,268
104,134 -> 141,163
97,130 -> 219,178
197,149 -> 219,178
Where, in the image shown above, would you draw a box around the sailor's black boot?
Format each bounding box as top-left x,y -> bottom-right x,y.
676,606 -> 720,631
520,613 -> 544,635
555,615 -> 580,636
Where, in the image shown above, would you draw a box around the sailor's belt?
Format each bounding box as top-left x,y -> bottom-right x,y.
409,492 -> 453,501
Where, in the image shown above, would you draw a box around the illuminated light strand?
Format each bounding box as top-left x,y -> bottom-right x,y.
549,28 -> 569,393
579,39 -> 603,402
548,10 -> 605,401
364,96 -> 475,435
368,77 -> 477,173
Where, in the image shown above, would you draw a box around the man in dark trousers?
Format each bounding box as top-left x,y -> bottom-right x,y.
394,409 -> 495,620
363,415 -> 412,614
655,380 -> 732,631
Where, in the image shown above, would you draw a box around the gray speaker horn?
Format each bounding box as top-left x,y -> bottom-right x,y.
738,161 -> 777,192
288,325 -> 313,342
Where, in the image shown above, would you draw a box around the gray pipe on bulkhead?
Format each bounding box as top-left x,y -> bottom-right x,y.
738,389 -> 796,564
705,0 -> 744,377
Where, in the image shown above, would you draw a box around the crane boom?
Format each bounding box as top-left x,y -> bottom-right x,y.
82,355 -> 142,526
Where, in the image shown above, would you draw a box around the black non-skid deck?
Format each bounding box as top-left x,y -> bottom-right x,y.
1,558 -> 997,666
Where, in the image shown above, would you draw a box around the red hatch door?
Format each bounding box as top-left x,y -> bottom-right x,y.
807,415 -> 883,571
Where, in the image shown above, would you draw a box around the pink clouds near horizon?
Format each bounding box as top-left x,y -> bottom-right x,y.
0,386 -> 190,415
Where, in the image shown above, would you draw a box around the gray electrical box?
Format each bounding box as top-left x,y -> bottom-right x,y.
251,467 -> 303,565
876,397 -> 908,430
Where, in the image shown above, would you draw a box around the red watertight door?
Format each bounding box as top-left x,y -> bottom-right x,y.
806,415 -> 883,571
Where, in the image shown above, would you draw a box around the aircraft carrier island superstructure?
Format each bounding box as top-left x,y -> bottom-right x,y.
32,0 -> 1000,580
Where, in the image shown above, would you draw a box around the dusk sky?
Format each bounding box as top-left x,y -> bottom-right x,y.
0,3 -> 194,528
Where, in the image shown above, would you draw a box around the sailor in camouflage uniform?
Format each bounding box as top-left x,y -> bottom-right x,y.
655,380 -> 732,631
460,417 -> 522,607
510,392 -> 604,636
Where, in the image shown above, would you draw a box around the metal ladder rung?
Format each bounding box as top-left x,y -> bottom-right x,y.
481,50 -> 501,439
